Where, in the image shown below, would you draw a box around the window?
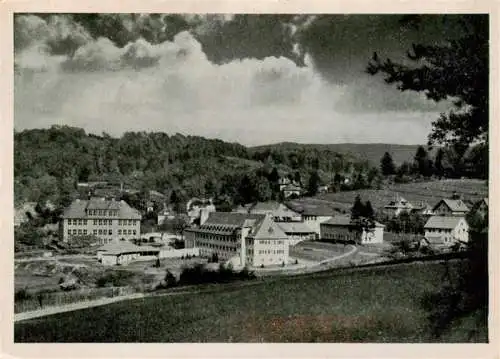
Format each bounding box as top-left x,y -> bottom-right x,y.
118,220 -> 122,225
94,219 -> 97,225
99,220 -> 103,225
83,230 -> 87,235
128,220 -> 132,225
83,220 -> 87,225
98,229 -> 102,235
133,230 -> 136,235
78,229 -> 82,235
67,230 -> 71,235
93,229 -> 97,235
68,219 -> 72,225
73,229 -> 77,235
109,230 -> 112,235
118,229 -> 122,235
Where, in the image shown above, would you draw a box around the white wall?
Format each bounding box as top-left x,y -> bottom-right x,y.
159,247 -> 200,258
251,238 -> 289,267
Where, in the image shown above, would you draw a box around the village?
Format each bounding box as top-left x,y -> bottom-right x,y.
14,173 -> 489,318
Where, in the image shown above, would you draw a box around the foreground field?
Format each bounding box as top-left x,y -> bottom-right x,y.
15,261 -> 487,343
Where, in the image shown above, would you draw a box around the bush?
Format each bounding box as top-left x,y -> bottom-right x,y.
178,263 -> 255,286
15,288 -> 32,301
96,271 -> 135,288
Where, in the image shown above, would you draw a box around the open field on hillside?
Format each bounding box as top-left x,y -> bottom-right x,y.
308,179 -> 488,212
290,241 -> 352,262
15,260 -> 487,343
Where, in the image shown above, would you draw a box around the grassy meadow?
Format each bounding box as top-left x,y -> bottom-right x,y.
15,261 -> 487,343
307,179 -> 488,212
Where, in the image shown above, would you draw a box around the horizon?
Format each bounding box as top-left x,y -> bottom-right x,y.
14,124 -> 432,148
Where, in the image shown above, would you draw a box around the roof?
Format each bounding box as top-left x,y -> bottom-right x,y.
433,199 -> 469,212
424,216 -> 466,229
285,201 -> 336,217
384,197 -> 413,209
247,215 -> 288,240
283,184 -> 302,192
322,216 -> 385,228
249,201 -> 281,212
276,222 -> 315,234
62,198 -> 141,219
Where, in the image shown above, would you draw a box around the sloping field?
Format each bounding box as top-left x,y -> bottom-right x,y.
310,179 -> 488,212
15,261 -> 487,343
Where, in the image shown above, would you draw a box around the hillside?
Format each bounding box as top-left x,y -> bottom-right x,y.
288,179 -> 488,214
15,261 -> 487,342
251,142 -> 438,166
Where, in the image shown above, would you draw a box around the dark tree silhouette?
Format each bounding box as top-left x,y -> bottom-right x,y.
380,152 -> 396,176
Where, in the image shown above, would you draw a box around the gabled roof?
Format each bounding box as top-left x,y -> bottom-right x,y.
424,216 -> 466,229
433,199 -> 469,212
62,198 -> 141,219
248,215 -> 288,240
277,222 -> 316,234
203,212 -> 265,227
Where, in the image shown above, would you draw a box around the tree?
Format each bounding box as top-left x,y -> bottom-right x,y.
380,152 -> 396,176
307,171 -> 320,196
351,194 -> 365,221
367,15 -> 488,150
367,15 -> 489,339
434,148 -> 445,178
413,146 -> 433,177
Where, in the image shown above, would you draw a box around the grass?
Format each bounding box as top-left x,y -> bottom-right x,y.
312,179 -> 488,211
14,260 -> 487,343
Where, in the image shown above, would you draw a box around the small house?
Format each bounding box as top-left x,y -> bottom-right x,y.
423,216 -> 469,249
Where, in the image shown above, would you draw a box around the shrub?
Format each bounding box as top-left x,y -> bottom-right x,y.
15,288 -> 32,301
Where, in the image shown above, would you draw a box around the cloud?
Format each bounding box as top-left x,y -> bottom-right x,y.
14,14 -> 453,146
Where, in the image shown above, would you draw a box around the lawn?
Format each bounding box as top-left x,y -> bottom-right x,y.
14,260 -> 487,343
289,241 -> 351,262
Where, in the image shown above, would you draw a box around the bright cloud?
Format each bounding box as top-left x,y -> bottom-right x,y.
14,17 -> 448,146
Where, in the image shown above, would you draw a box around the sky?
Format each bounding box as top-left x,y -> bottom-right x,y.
13,14 -> 462,146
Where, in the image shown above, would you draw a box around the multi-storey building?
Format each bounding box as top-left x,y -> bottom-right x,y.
184,212 -> 289,268
423,215 -> 469,249
238,201 -> 302,222
320,216 -> 385,245
60,197 -> 141,244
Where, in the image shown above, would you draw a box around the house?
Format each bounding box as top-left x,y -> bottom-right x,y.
278,177 -> 292,191
157,206 -> 176,225
186,198 -> 216,225
60,197 -> 142,245
282,184 -> 302,198
474,198 -> 488,219
411,201 -> 434,217
286,202 -> 334,237
432,199 -> 469,216
184,212 -> 289,268
384,196 -> 413,217
96,241 -> 160,266
245,201 -> 302,222
14,202 -> 38,227
320,216 -> 385,245
423,216 -> 469,249
276,222 -> 316,246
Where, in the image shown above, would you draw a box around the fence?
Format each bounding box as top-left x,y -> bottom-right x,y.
14,286 -> 137,313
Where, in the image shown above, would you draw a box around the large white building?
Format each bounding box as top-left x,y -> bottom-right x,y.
184,212 -> 289,268
60,198 -> 141,244
320,216 -> 385,245
423,216 -> 469,249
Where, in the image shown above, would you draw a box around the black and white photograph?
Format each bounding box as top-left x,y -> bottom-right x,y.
7,8 -> 493,347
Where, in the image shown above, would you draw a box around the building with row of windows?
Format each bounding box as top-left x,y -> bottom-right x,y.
184,212 -> 289,268
60,197 -> 141,244
320,216 -> 385,244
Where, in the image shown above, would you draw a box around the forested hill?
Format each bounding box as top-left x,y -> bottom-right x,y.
14,126 -> 377,208
251,142 -> 436,166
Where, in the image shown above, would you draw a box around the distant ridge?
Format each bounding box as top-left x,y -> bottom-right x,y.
250,142 -> 438,166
